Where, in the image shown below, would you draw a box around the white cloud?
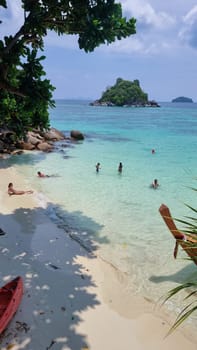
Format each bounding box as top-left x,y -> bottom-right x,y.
0,0 -> 191,56
0,0 -> 23,37
179,5 -> 197,48
183,4 -> 197,22
96,0 -> 177,56
92,1 -> 177,56
97,34 -> 174,56
121,0 -> 175,30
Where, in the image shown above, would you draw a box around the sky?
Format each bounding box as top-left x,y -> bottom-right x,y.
1,0 -> 197,102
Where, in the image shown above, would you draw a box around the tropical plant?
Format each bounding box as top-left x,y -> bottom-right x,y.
164,281 -> 197,335
163,197 -> 197,334
0,1 -> 136,138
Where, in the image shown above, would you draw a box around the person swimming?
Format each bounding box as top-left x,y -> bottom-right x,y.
150,179 -> 159,189
95,163 -> 101,172
118,162 -> 123,173
37,171 -> 50,178
37,171 -> 60,178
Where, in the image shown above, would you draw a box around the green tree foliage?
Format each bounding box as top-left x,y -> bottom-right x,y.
0,1 -> 136,138
100,78 -> 148,106
0,48 -> 55,137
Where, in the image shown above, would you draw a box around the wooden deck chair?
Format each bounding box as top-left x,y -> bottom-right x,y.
159,204 -> 197,265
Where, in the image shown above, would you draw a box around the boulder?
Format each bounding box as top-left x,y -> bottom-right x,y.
28,131 -> 44,141
26,132 -> 42,146
42,128 -> 65,141
0,140 -> 5,152
36,142 -> 53,152
0,127 -> 66,154
70,130 -> 84,140
12,150 -> 24,156
18,141 -> 35,150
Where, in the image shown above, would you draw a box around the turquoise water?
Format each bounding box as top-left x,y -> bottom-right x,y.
7,101 -> 197,312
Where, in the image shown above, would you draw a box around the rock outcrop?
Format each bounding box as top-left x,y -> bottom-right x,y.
0,127 -> 66,154
90,99 -> 160,107
90,78 -> 160,107
70,130 -> 84,140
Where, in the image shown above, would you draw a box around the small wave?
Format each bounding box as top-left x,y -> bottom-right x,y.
34,192 -> 49,209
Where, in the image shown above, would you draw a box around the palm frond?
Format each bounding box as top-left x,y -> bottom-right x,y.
186,187 -> 197,192
184,203 -> 197,213
175,218 -> 197,228
184,290 -> 197,300
167,306 -> 197,336
162,185 -> 197,334
163,282 -> 196,304
184,216 -> 197,222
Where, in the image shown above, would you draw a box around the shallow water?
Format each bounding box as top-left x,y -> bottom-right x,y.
7,100 -> 197,320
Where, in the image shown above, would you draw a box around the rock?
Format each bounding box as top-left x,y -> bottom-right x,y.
11,150 -> 24,155
41,128 -> 65,141
0,127 -> 66,155
90,100 -> 114,106
26,132 -> 42,146
36,142 -> 53,152
0,154 -> 6,159
0,130 -> 15,140
17,141 -> 35,150
0,140 -> 5,152
148,100 -> 160,107
28,131 -> 44,141
70,130 -> 84,140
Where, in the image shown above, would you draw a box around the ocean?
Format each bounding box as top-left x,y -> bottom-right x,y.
6,100 -> 197,320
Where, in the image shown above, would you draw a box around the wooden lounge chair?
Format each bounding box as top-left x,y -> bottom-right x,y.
159,204 -> 197,265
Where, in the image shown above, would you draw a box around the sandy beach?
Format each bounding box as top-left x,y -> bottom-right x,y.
0,165 -> 197,350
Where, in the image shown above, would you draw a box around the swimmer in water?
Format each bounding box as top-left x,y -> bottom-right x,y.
118,162 -> 123,173
37,171 -> 50,178
37,171 -> 60,178
96,163 -> 101,173
150,179 -> 159,189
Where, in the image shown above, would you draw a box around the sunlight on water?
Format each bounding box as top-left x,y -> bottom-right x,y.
12,101 -> 197,318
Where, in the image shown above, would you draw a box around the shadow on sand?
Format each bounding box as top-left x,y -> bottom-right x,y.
0,202 -> 110,349
149,263 -> 197,285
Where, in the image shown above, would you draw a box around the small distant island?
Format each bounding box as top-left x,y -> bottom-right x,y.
90,78 -> 160,107
172,96 -> 193,103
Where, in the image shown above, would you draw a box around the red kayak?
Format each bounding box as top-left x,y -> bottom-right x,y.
0,276 -> 23,334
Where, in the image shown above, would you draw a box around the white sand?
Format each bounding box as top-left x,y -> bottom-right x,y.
0,166 -> 196,350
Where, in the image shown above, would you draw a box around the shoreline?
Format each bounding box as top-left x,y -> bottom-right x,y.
0,165 -> 197,349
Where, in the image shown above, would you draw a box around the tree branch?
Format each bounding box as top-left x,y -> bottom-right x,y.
3,25 -> 25,55
0,82 -> 26,97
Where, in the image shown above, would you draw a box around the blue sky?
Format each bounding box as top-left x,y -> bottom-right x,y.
1,0 -> 197,101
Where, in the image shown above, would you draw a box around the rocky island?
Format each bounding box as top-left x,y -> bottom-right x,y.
172,96 -> 193,103
90,78 -> 160,107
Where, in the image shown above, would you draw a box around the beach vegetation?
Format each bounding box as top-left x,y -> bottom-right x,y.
0,48 -> 54,138
0,1 -> 136,139
163,196 -> 197,334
